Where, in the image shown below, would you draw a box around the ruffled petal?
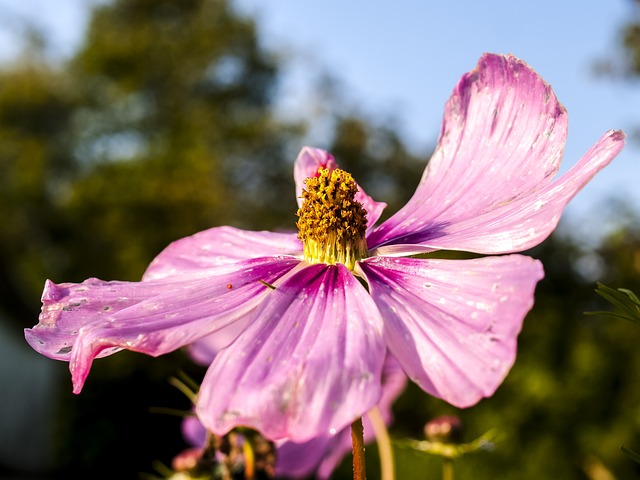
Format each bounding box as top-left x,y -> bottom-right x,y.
24,257 -> 299,393
367,53 -> 625,254
277,353 -> 407,479
358,255 -> 543,408
196,263 -> 386,442
419,130 -> 625,253
293,146 -> 386,229
143,226 -> 302,280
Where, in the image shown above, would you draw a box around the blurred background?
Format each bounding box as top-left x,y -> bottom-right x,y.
1,0 -> 640,478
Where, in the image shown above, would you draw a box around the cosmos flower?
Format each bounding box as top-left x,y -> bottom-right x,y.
25,53 -> 625,444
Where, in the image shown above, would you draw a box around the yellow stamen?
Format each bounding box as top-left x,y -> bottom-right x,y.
296,168 -> 368,270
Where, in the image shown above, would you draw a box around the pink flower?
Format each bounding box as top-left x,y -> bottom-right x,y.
25,53 -> 624,443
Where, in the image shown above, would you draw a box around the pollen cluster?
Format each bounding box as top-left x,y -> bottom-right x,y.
296,168 -> 368,270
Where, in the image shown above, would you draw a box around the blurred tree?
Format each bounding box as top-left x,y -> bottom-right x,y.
0,63 -> 81,324
0,0 -> 428,477
0,0 -> 298,327
65,0 -> 301,280
620,0 -> 640,76
327,115 -> 426,218
595,0 -> 640,141
5,0 -> 640,479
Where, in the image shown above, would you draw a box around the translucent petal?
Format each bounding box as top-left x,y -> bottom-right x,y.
186,318 -> 249,366
368,54 -> 625,253
143,226 -> 301,280
276,353 -> 407,479
358,254 -> 543,407
196,263 -> 386,442
25,257 -> 299,393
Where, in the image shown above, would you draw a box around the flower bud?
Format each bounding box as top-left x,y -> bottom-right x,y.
171,447 -> 203,472
424,415 -> 464,444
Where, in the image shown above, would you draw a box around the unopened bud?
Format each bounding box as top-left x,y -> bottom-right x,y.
171,447 -> 203,472
424,415 -> 463,444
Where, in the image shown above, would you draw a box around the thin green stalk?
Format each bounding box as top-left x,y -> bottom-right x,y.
442,458 -> 454,480
367,406 -> 394,480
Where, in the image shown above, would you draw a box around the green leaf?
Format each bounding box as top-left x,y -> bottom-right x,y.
395,430 -> 499,460
622,445 -> 640,463
586,283 -> 640,325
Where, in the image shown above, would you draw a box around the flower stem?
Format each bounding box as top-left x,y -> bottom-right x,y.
367,406 -> 394,480
442,458 -> 454,480
351,416 -> 367,480
243,436 -> 255,479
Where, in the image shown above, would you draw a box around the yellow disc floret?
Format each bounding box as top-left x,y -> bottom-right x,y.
296,168 -> 369,270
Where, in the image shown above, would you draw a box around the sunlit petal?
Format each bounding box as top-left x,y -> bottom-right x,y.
368,54 -> 625,254
143,226 -> 301,280
277,353 -> 407,479
359,254 -> 543,407
196,263 -> 386,442
25,257 -> 299,393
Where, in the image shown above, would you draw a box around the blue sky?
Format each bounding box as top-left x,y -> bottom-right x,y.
1,0 -> 639,231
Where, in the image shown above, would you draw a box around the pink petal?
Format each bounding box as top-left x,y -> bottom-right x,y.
293,147 -> 338,206
367,53 -> 625,254
179,356 -> 405,479
358,254 -> 543,408
277,353 -> 407,479
143,226 -> 302,280
196,263 -> 386,442
293,146 -> 387,229
185,319 -> 406,478
182,416 -> 206,448
25,257 -> 299,393
355,188 -> 387,234
186,318 -> 249,366
422,130 -> 625,253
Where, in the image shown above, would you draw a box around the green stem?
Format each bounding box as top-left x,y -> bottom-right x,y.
351,416 -> 367,480
442,458 -> 454,480
367,406 -> 394,480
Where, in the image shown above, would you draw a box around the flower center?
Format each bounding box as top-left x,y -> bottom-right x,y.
296,168 -> 368,270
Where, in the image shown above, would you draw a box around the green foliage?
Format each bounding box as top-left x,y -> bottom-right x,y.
611,0 -> 640,140
65,0 -> 300,280
396,430 -> 498,460
622,445 -> 640,463
623,7 -> 640,77
0,64 -> 82,320
588,281 -> 640,466
589,282 -> 640,324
